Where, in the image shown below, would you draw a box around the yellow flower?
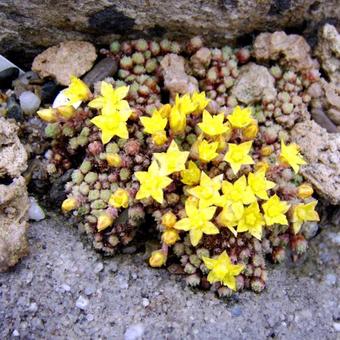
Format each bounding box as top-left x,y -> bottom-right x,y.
37,108 -> 58,122
175,93 -> 197,115
169,106 -> 187,134
106,153 -> 122,167
61,197 -> 77,212
220,175 -> 256,211
135,161 -> 172,204
162,229 -> 180,245
88,82 -> 131,116
248,170 -> 276,200
198,139 -> 219,163
57,105 -> 76,120
109,188 -> 129,208
227,106 -> 253,128
97,213 -> 113,232
91,110 -> 130,144
262,194 -> 290,226
215,204 -> 242,236
191,91 -> 210,113
161,211 -> 177,228
202,251 -> 244,290
154,140 -> 189,176
198,111 -> 229,137
158,104 -> 171,118
140,111 -> 168,135
280,139 -> 306,173
237,202 -> 264,240
149,250 -> 167,267
243,120 -> 258,140
291,201 -> 319,234
169,94 -> 196,134
224,141 -> 254,174
174,199 -> 219,246
64,76 -> 91,105
181,161 -> 201,186
188,172 -> 223,208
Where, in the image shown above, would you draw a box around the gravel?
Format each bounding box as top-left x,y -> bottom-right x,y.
0,213 -> 339,339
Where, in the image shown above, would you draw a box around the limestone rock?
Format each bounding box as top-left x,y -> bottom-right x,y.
315,24 -> 340,86
0,176 -> 29,272
32,41 -> 97,86
253,31 -> 319,72
1,1 -> 339,67
291,120 -> 340,205
0,117 -> 27,178
231,63 -> 276,104
160,54 -> 198,98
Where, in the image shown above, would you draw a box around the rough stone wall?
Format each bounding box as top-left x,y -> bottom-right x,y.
0,0 -> 339,67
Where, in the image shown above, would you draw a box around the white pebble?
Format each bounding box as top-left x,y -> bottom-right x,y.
334,322 -> 340,332
28,197 -> 45,221
94,262 -> 104,273
12,330 -> 20,337
19,91 -> 41,115
124,323 -> 144,340
76,295 -> 89,310
142,298 -> 149,307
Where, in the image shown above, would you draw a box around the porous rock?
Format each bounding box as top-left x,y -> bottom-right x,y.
0,176 -> 29,272
231,63 -> 276,104
253,31 -> 319,72
160,54 -> 198,98
0,117 -> 27,178
32,41 -> 97,86
315,24 -> 340,86
0,117 -> 29,272
291,120 -> 340,205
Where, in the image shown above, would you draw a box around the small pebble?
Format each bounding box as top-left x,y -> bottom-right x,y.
19,91 -> 41,115
61,283 -> 71,292
231,306 -> 242,317
334,322 -> 340,332
124,323 -> 144,340
0,67 -> 19,89
142,298 -> 150,307
324,273 -> 337,286
28,197 -> 45,221
6,95 -> 23,121
85,285 -> 96,296
86,314 -> 94,322
94,262 -> 104,273
41,81 -> 60,104
12,329 -> 20,337
28,302 -> 38,313
76,295 -> 89,310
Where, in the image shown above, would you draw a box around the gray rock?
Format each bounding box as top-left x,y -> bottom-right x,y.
1,1 -> 339,60
291,120 -> 340,205
231,63 -> 276,105
19,91 -> 41,115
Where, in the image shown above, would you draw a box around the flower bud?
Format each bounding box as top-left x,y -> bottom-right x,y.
161,211 -> 177,228
61,197 -> 78,212
149,250 -> 167,267
97,213 -> 113,232
162,229 -> 180,245
106,153 -> 122,167
152,131 -> 167,146
297,183 -> 313,199
243,121 -> 258,140
37,108 -> 58,122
